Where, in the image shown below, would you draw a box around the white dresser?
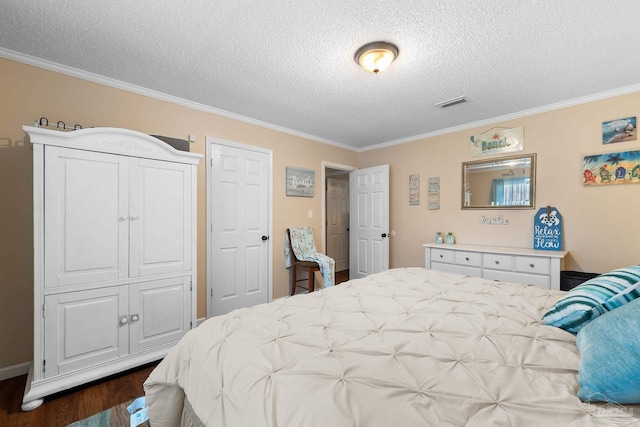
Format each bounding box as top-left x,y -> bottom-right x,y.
423,243 -> 568,290
22,126 -> 201,410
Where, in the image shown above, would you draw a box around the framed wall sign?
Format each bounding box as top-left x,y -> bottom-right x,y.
470,126 -> 524,157
428,177 -> 440,210
533,206 -> 562,250
409,174 -> 420,205
286,166 -> 315,197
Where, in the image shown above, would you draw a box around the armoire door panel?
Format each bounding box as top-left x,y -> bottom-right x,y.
44,147 -> 129,287
129,277 -> 190,353
45,286 -> 128,377
129,159 -> 192,277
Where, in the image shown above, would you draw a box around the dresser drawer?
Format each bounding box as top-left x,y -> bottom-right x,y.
515,256 -> 550,275
431,262 -> 481,278
483,254 -> 513,271
455,251 -> 482,267
431,248 -> 454,263
483,270 -> 551,290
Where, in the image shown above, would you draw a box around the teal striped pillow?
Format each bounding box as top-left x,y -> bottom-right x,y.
542,265 -> 640,334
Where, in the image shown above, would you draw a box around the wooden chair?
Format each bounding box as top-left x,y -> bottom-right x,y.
287,228 -> 321,295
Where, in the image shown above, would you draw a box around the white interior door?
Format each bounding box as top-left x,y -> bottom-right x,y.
349,165 -> 390,279
326,177 -> 349,272
208,140 -> 271,317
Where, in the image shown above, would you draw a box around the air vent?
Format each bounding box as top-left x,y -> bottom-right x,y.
435,96 -> 467,108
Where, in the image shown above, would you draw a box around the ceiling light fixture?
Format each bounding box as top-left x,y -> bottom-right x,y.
354,41 -> 399,74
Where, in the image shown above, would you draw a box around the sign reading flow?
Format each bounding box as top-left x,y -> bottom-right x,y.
534,206 -> 562,250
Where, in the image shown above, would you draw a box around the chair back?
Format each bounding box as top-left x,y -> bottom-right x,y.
287,227 -> 317,262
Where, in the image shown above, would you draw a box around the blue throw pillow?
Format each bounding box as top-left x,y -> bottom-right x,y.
576,297 -> 640,404
541,265 -> 640,334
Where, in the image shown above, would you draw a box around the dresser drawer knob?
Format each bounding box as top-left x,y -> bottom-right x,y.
495,260 -> 499,265
530,263 -> 535,268
440,254 -> 443,258
465,257 -> 469,261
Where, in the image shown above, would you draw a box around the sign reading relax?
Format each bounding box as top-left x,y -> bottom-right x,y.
533,206 -> 563,250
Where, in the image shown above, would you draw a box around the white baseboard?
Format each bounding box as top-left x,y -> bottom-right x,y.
0,361 -> 30,382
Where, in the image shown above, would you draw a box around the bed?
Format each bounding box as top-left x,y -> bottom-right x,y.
143,267 -> 640,426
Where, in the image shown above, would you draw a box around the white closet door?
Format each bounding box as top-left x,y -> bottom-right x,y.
128,277 -> 191,353
210,143 -> 270,316
44,286 -> 128,377
44,147 -> 129,287
129,158 -> 192,277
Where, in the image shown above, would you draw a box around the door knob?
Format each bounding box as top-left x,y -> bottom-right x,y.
119,316 -> 128,326
261,235 -> 269,241
130,314 -> 140,322
381,233 -> 387,238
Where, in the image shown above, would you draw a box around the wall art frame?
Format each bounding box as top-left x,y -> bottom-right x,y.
602,116 -> 636,144
286,166 -> 315,197
582,150 -> 640,186
409,174 -> 420,205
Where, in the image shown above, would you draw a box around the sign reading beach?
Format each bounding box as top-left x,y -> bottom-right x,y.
470,127 -> 524,157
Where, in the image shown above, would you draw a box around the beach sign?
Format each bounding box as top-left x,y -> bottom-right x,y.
533,206 -> 562,250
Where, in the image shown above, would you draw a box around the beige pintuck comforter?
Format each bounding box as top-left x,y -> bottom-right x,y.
144,267 -> 640,426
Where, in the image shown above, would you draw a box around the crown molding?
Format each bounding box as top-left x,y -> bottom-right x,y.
3,47 -> 638,154
0,47 -> 357,152
362,84 -> 640,152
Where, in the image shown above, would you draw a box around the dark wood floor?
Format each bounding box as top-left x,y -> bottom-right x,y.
0,361 -> 158,427
336,269 -> 349,284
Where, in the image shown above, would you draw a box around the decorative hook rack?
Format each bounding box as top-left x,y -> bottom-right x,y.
34,117 -> 83,131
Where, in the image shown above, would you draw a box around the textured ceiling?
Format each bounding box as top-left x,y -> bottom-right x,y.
1,1 -> 639,150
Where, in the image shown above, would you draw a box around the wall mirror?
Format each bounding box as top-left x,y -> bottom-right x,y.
462,153 -> 536,209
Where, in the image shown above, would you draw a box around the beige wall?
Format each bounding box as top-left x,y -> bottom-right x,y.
1,55 -> 638,373
0,57 -> 357,370
359,92 -> 640,274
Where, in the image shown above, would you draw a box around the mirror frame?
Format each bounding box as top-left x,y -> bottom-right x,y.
461,153 -> 536,210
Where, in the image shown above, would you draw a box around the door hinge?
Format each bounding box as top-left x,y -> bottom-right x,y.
190,321 -> 193,329
42,304 -> 45,318
190,279 -> 192,291
43,360 -> 46,373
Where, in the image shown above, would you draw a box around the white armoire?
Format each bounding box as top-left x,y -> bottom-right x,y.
22,126 -> 201,411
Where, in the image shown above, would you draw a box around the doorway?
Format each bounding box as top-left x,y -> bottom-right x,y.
322,162 -> 355,282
